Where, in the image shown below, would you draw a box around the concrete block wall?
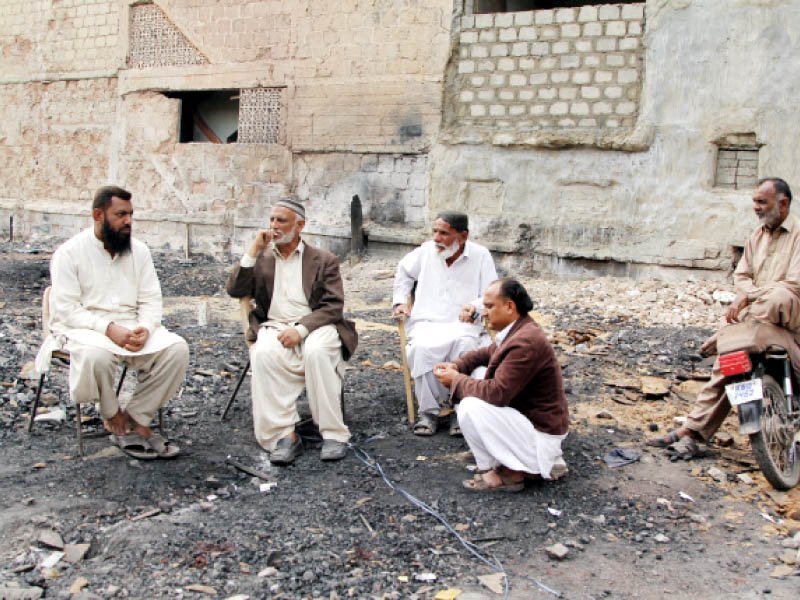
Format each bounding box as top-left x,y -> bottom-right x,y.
453,3 -> 644,131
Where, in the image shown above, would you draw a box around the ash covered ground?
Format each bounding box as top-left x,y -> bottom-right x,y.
0,243 -> 798,600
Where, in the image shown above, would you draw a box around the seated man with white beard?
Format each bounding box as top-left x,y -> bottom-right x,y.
392,211 -> 498,436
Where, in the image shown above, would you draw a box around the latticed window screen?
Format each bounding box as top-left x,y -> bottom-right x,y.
128,3 -> 208,69
238,88 -> 283,144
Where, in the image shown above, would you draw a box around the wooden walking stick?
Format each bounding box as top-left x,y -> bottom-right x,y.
397,317 -> 416,425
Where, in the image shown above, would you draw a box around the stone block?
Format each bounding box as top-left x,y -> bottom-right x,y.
572,71 -> 592,84
550,102 -> 569,115
604,86 -> 623,98
606,54 -> 626,67
616,101 -> 637,115
499,28 -> 518,42
530,42 -> 550,56
496,13 -> 514,27
595,70 -> 613,83
458,60 -> 475,74
716,168 -> 737,185
511,42 -> 528,56
622,4 -> 645,20
540,25 -> 559,40
491,44 -> 509,57
535,10 -> 554,25
461,15 -> 475,29
578,6 -> 598,22
471,45 -> 489,58
519,57 -> 536,70
540,56 -> 558,69
470,75 -> 487,86
579,118 -> 597,127
551,70 -> 569,83
581,85 -> 600,99
576,40 -> 593,53
477,60 -> 496,72
519,26 -> 537,41
514,12 -> 534,26
628,20 -> 642,35
479,30 -> 497,43
459,90 -> 474,102
489,104 -> 506,116
562,24 -> 581,38
561,54 -> 580,69
583,55 -> 600,67
556,8 -> 576,23
530,104 -> 547,115
509,105 -> 526,116
559,87 -> 578,100
499,89 -> 515,101
460,46 -> 470,58
606,21 -> 627,36
538,87 -> 557,100
498,57 -> 515,71
530,72 -> 548,85
490,74 -> 506,86
716,157 -> 737,168
470,104 -> 486,117
599,5 -> 621,20
583,22 -> 602,37
618,68 -> 638,83
475,14 -> 494,29
552,41 -> 570,54
619,37 -> 639,51
570,102 -> 590,115
460,31 -> 478,44
478,89 -> 495,101
519,89 -> 535,100
593,101 -> 612,114
558,117 -> 576,127
510,73 -> 527,87
596,37 -> 617,52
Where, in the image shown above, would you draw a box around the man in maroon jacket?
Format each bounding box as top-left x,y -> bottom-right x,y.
434,278 -> 569,492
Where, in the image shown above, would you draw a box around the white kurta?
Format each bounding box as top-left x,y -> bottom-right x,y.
34,228 -> 183,375
393,240 -> 498,413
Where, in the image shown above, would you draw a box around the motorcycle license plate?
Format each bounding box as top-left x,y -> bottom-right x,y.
725,379 -> 763,406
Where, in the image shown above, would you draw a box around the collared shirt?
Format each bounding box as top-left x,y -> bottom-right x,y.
392,240 -> 498,325
494,320 -> 515,346
241,241 -> 311,338
734,212 -> 800,302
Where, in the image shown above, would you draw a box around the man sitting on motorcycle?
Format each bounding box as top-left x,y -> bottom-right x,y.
647,177 -> 799,458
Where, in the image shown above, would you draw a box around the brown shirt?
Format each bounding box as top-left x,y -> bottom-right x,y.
451,315 -> 569,436
735,212 -> 800,302
226,243 -> 358,361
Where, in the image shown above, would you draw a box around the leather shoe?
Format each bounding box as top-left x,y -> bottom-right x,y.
270,435 -> 303,465
320,439 -> 348,461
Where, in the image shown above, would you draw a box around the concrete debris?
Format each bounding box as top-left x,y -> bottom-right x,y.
63,543 -> 90,563
185,584 -> 217,595
640,376 -> 669,397
477,572 -> 506,594
68,576 -> 89,595
706,467 -> 726,482
0,585 -> 44,599
769,565 -> 796,579
736,473 -> 754,485
37,529 -> 64,550
33,407 -> 66,423
545,543 -> 570,560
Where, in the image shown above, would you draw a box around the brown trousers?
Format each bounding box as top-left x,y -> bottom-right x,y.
685,287 -> 800,440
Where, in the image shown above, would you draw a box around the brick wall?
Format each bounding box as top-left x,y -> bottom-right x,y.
450,3 -> 644,135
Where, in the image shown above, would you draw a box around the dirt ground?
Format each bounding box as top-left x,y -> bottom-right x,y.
0,242 -> 799,600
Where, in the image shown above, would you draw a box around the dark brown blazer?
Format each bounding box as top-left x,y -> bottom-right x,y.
451,315 -> 568,436
226,243 -> 358,361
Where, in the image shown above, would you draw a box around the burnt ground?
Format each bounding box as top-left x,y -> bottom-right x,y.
0,244 -> 799,600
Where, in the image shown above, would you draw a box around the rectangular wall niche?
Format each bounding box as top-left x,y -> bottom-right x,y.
165,88 -> 283,144
715,147 -> 759,190
470,1 -> 640,13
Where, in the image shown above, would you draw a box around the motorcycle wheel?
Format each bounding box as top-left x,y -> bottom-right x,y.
749,374 -> 800,490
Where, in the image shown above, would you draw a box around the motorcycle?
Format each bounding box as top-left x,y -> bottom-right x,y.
715,321 -> 800,490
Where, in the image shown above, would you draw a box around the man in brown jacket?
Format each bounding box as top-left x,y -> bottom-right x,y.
227,199 -> 357,464
435,278 -> 569,492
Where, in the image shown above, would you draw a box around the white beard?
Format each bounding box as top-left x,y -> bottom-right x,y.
437,240 -> 460,261
272,229 -> 296,246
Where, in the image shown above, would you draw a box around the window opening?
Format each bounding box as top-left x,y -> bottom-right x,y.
714,147 -> 759,190
165,90 -> 239,144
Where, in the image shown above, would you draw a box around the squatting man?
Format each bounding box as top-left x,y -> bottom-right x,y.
392,211 -> 497,436
647,177 -> 799,458
227,198 -> 357,465
434,278 -> 569,492
35,186 -> 189,459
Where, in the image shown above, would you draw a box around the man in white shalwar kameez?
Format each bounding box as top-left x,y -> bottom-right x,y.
392,212 -> 497,436
35,186 -> 189,459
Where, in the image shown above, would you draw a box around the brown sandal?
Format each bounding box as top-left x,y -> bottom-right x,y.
645,430 -> 680,448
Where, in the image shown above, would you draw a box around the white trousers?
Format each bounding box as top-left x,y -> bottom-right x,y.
456,396 -> 567,479
250,324 -> 350,451
407,322 -> 486,414
67,338 -> 189,427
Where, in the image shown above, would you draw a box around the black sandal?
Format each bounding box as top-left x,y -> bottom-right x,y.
413,412 -> 437,436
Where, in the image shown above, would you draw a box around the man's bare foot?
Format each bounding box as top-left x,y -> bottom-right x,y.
462,467 -> 524,492
496,465 -> 526,484
130,421 -> 153,439
104,410 -> 131,436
